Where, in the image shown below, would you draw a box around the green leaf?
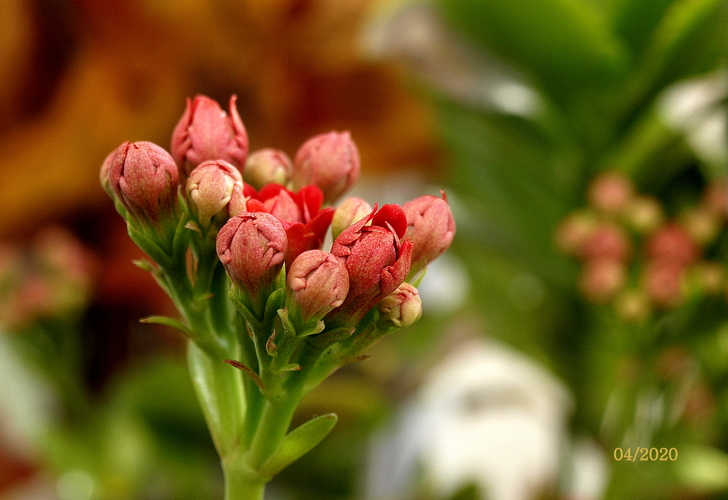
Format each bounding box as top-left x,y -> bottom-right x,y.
259,413 -> 338,479
628,0 -> 728,104
438,0 -> 628,97
140,315 -> 192,336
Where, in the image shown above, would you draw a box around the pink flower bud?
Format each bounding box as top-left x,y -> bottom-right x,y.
645,224 -> 700,267
287,250 -> 349,323
641,260 -> 685,309
587,170 -> 634,214
171,95 -> 249,175
186,160 -> 244,226
216,212 -> 287,309
244,148 -> 293,190
580,223 -> 631,262
378,283 -> 422,328
292,131 -> 360,204
332,197 -> 373,240
328,204 -> 413,324
578,258 -> 626,304
402,191 -> 456,274
102,141 -> 179,225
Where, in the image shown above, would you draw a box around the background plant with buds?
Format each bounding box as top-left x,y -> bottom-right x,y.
100,94 -> 455,500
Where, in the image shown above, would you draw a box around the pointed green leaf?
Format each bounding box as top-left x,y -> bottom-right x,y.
259,413 -> 338,478
140,315 -> 192,336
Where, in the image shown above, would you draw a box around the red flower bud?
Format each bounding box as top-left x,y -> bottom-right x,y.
378,283 -> 422,328
328,204 -> 412,324
332,197 -> 373,240
641,260 -> 685,309
244,148 -> 293,190
287,250 -> 349,323
246,184 -> 334,267
216,212 -> 287,309
402,191 -> 456,274
186,160 -> 244,226
645,224 -> 700,267
292,131 -> 360,204
580,223 -> 631,262
171,95 -> 249,175
102,141 -> 179,225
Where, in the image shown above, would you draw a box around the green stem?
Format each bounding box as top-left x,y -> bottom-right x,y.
247,395 -> 301,471
222,459 -> 266,500
187,342 -> 246,458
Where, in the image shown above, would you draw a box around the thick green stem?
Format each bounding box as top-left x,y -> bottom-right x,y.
247,396 -> 301,471
222,460 -> 266,500
187,342 -> 246,458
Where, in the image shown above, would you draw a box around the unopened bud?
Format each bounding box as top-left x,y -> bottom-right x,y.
378,283 -> 422,328
171,95 -> 249,175
403,191 -> 456,276
332,197 -> 372,240
645,224 -> 700,267
623,195 -> 664,233
690,261 -> 725,295
186,160 -> 243,226
680,207 -> 721,246
581,223 -> 631,262
216,212 -> 287,312
102,141 -> 179,226
554,210 -> 598,255
292,131 -> 360,204
641,260 -> 685,309
328,204 -> 412,325
287,250 -> 349,323
578,258 -> 626,304
244,148 -> 293,190
587,170 -> 634,214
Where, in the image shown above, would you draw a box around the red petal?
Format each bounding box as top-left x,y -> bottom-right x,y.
373,204 -> 407,239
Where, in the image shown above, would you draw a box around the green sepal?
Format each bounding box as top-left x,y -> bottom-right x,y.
230,288 -> 259,328
140,315 -> 192,336
127,224 -> 173,268
258,413 -> 338,479
305,326 -> 355,347
263,288 -> 285,325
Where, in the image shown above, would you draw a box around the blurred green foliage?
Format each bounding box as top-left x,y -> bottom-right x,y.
430,0 -> 728,498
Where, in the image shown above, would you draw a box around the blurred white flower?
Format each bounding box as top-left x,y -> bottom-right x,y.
659,69 -> 728,169
364,337 -> 575,500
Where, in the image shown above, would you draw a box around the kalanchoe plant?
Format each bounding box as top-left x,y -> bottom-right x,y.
100,93 -> 455,500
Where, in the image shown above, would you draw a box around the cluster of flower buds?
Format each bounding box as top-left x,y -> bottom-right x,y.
556,170 -> 728,321
101,93 -> 456,343
0,227 -> 98,331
